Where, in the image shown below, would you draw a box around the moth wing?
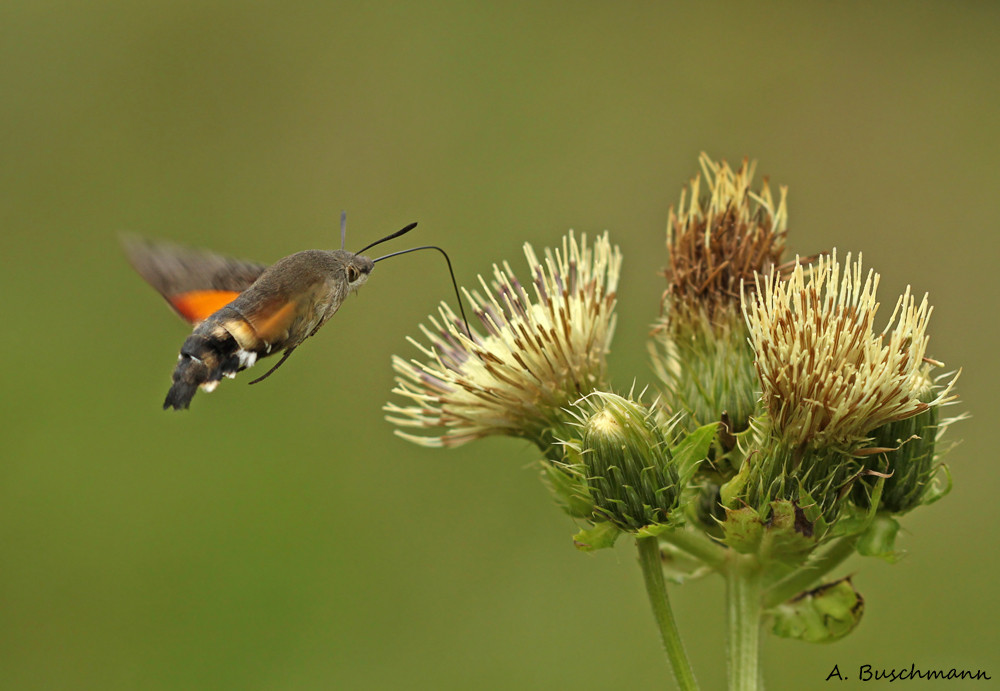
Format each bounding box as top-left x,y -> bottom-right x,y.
123,236 -> 268,325
243,269 -> 342,343
236,284 -> 323,385
242,296 -> 302,344
168,290 -> 244,324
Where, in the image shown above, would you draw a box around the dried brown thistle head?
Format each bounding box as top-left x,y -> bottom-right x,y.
659,153 -> 789,331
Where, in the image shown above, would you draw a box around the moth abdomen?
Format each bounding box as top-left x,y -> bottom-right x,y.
164,314 -> 260,410
164,357 -> 211,411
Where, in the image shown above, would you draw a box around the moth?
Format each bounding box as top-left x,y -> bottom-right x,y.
125,216 -> 466,410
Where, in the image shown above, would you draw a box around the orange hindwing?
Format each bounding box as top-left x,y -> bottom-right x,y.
168,290 -> 242,325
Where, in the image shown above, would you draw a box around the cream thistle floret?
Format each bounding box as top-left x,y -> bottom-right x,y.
386,231 -> 622,448
742,250 -> 958,453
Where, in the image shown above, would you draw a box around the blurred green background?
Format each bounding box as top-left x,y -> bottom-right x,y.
2,2 -> 997,689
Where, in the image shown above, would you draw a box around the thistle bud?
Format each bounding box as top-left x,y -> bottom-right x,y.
571,393 -> 683,532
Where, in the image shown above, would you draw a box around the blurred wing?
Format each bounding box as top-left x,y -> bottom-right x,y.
243,297 -> 301,344
123,236 -> 268,324
237,273 -> 333,350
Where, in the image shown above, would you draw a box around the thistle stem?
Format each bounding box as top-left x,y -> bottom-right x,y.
636,536 -> 700,690
762,535 -> 858,609
726,553 -> 763,691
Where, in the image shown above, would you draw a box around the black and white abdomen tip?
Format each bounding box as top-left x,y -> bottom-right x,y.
163,326 -> 261,410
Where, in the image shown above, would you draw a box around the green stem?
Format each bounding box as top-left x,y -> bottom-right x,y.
762,535 -> 858,609
658,528 -> 726,568
726,553 -> 763,691
636,536 -> 700,691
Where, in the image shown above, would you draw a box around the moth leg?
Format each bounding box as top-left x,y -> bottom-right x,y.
247,345 -> 299,385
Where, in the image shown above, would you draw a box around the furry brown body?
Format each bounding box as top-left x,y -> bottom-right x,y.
164,250 -> 375,409
125,238 -> 375,410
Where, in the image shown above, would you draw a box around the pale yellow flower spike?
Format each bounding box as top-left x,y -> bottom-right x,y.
743,250 -> 958,451
386,231 -> 622,448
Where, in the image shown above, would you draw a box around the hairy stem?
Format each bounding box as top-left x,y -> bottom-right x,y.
637,536 -> 700,690
726,553 -> 763,691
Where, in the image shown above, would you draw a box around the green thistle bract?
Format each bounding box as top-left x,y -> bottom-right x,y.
853,371 -> 962,514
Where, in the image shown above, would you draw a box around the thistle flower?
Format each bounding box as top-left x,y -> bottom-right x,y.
651,154 -> 789,433
659,153 -> 788,327
743,250 -> 958,454
379,153 -> 967,678
386,231 -> 622,448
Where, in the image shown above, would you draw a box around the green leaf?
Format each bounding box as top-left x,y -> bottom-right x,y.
635,522 -> 676,539
719,455 -> 752,507
857,514 -> 901,562
793,487 -> 828,536
670,422 -> 719,479
829,503 -> 870,539
830,475 -> 884,539
770,577 -> 864,643
758,500 -> 820,564
573,521 -> 621,551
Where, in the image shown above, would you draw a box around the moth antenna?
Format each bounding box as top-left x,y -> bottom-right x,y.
356,222 -> 418,255
248,345 -> 299,385
340,210 -> 347,250
373,245 -> 472,338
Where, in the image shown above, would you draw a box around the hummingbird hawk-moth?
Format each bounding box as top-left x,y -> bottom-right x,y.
125,217 -> 466,410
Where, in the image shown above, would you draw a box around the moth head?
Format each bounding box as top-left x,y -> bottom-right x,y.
345,254 -> 375,289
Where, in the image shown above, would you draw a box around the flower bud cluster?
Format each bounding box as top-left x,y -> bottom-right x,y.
386,153 -> 963,565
